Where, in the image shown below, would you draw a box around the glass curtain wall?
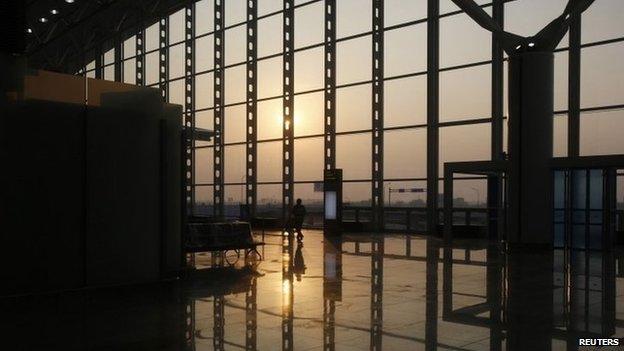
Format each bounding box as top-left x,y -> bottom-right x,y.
79,0 -> 624,228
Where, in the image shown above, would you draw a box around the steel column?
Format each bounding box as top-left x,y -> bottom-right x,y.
282,0 -> 295,220
135,28 -> 145,86
426,0 -> 440,235
491,0 -> 504,160
324,0 -> 336,171
371,0 -> 385,231
247,0 -> 258,216
114,35 -> 122,82
184,3 -> 196,219
159,17 -> 169,102
488,0 -> 504,241
214,0 -> 225,217
568,14 -> 581,157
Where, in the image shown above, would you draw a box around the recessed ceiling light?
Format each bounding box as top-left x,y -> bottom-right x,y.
528,42 -> 535,47
26,28 -> 33,34
39,17 -> 48,23
65,0 -> 75,3
51,9 -> 59,15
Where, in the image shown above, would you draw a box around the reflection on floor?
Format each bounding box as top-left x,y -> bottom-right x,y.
2,230 -> 623,350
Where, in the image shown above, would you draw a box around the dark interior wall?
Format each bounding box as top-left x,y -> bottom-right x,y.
0,101 -> 86,295
85,105 -> 161,286
0,91 -> 182,296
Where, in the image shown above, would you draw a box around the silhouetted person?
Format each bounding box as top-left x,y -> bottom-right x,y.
291,198 -> 307,239
293,242 -> 306,281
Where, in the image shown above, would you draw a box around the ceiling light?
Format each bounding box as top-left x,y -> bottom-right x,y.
65,0 -> 75,3
26,28 -> 33,34
39,17 -> 48,23
51,9 -> 59,15
528,42 -> 535,47
515,44 -> 521,50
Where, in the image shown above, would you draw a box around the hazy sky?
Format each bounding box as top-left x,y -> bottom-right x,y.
97,0 -> 624,204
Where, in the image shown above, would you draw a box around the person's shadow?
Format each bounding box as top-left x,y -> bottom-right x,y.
293,240 -> 306,282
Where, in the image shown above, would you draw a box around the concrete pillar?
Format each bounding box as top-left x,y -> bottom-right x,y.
507,52 -> 554,245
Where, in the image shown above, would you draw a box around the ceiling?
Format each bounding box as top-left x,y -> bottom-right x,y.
25,0 -> 193,73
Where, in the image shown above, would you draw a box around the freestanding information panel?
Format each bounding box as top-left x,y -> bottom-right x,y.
324,169 -> 343,235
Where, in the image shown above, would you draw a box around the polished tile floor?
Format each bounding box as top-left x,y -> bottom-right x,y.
2,230 -> 623,350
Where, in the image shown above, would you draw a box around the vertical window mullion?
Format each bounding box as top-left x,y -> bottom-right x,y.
214,0 -> 225,217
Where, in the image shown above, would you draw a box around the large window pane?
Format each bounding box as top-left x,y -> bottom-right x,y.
258,56 -> 283,99
336,84 -> 371,132
123,59 -> 136,84
195,72 -> 214,110
337,0 -> 371,38
582,0 -> 624,44
294,184 -> 323,218
337,36 -> 371,85
225,26 -> 246,65
194,185 -> 214,216
145,23 -> 159,52
439,123 -> 491,173
554,51 -> 568,111
169,79 -> 185,107
295,2 -> 324,48
385,24 -> 427,77
294,137 -> 324,181
580,110 -> 624,156
224,105 -> 246,144
384,128 -> 427,179
258,184 -> 282,217
104,49 -> 115,81
439,65 -> 491,122
123,36 -> 136,59
224,145 -> 246,183
225,0 -> 246,27
258,14 -> 282,57
384,0 -> 427,27
294,47 -> 324,93
225,65 -> 246,104
224,185 -> 244,216
195,147 -> 214,184
581,43 -> 624,108
195,110 -> 214,131
384,181 -> 427,207
195,0 -> 214,36
440,10 -> 491,68
336,133 -> 371,180
294,91 -> 324,137
258,141 -> 282,182
258,98 -> 282,140
343,182 -> 372,207
169,43 -> 185,79
145,52 -> 159,85
554,115 -> 568,157
384,76 -> 427,128
259,0 -> 282,17
169,9 -> 185,44
196,35 -> 214,73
